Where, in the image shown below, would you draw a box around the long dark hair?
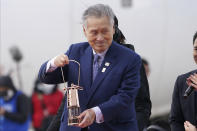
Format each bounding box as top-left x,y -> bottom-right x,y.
113,15 -> 126,44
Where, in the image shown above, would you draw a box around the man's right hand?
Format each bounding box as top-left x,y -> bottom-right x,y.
187,73 -> 197,90
0,107 -> 6,116
184,121 -> 197,131
54,54 -> 69,67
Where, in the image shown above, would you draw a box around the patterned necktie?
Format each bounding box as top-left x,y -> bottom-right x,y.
93,54 -> 101,81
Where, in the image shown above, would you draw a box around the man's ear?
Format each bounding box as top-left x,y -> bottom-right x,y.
83,26 -> 87,37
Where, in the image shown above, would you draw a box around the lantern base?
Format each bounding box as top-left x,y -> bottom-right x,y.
68,117 -> 80,126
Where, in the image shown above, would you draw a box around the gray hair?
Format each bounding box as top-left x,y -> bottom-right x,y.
82,4 -> 115,28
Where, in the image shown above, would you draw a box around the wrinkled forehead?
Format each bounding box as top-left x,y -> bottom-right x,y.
84,15 -> 114,29
85,16 -> 113,28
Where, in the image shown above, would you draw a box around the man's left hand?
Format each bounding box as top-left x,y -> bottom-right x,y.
187,73 -> 197,90
184,121 -> 197,131
76,109 -> 95,128
0,107 -> 6,116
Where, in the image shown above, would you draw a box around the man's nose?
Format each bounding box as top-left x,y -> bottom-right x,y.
96,34 -> 104,41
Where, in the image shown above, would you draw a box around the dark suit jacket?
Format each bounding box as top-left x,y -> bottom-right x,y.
46,43 -> 151,131
38,41 -> 141,131
169,69 -> 197,131
121,44 -> 151,131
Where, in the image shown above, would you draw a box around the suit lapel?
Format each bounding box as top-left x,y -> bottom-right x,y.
191,91 -> 196,123
87,42 -> 118,102
188,92 -> 196,123
80,46 -> 93,96
183,81 -> 196,123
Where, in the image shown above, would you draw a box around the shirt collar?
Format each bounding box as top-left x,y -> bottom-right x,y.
92,48 -> 108,58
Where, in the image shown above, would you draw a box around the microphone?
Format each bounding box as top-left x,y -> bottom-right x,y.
183,85 -> 195,99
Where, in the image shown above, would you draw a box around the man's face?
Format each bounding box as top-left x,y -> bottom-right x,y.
193,38 -> 197,64
83,16 -> 115,53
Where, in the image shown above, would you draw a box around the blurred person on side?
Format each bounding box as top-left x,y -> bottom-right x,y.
169,31 -> 197,131
0,75 -> 31,131
31,79 -> 63,131
142,58 -> 150,78
113,15 -> 151,131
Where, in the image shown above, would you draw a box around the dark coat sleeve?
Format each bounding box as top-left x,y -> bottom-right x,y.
47,96 -> 65,131
169,76 -> 185,131
123,44 -> 152,130
135,64 -> 152,130
4,93 -> 30,123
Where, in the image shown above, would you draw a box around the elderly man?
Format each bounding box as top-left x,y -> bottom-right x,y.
38,4 -> 141,131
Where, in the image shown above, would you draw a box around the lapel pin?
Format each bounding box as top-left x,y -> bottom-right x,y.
102,68 -> 106,73
105,62 -> 110,67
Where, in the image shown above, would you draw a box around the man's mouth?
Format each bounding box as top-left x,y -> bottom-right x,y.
95,42 -> 105,47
